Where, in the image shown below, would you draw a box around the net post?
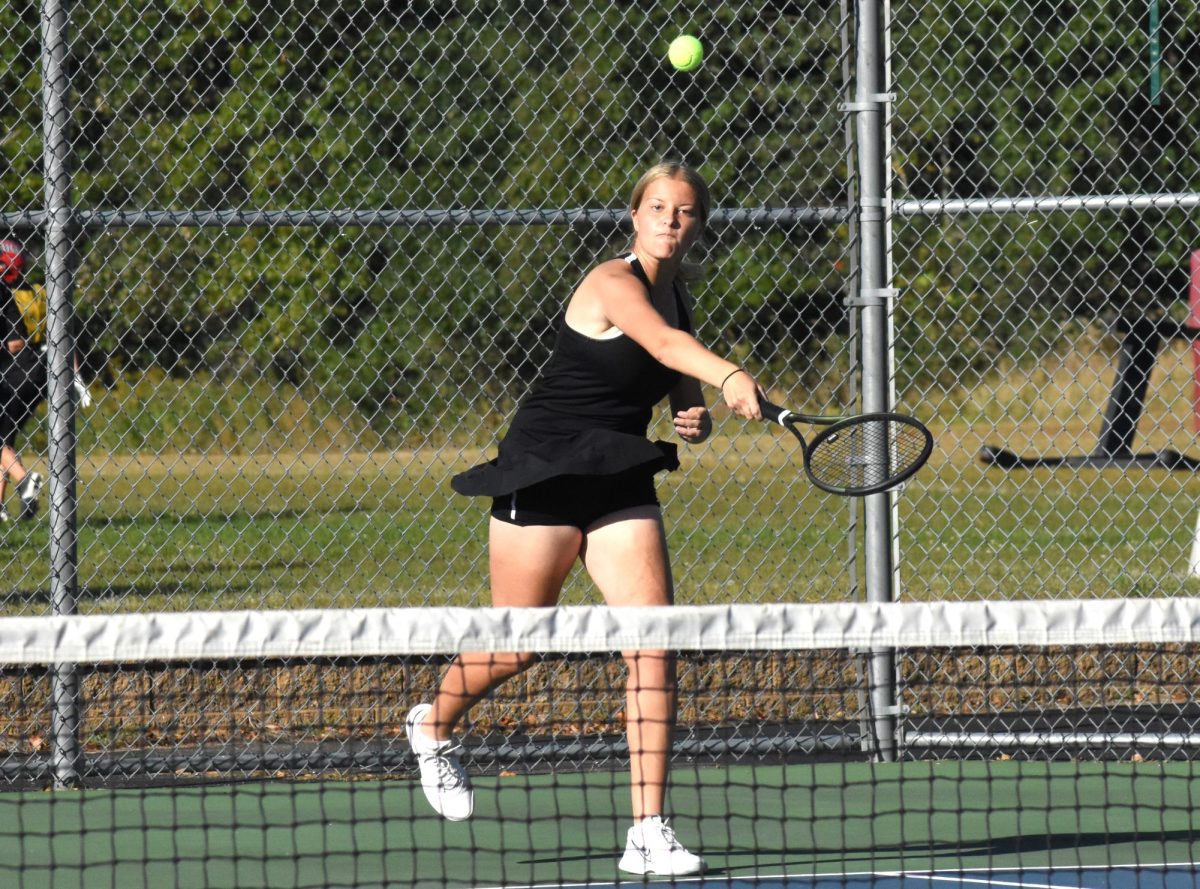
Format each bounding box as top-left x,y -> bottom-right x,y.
41,0 -> 83,789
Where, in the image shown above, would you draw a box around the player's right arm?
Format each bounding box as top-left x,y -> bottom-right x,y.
581,262 -> 762,419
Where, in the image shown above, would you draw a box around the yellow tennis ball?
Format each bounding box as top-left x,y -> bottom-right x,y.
668,35 -> 703,73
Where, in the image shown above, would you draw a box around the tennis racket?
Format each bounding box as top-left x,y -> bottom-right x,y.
760,399 -> 933,496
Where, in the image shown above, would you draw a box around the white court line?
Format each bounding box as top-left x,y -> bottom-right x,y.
477,859 -> 1200,889
932,860 -> 1200,876
903,875 -> 1060,889
898,862 -> 1200,889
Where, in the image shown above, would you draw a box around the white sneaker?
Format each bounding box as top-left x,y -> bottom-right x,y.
618,815 -> 706,876
405,703 -> 473,821
17,472 -> 42,521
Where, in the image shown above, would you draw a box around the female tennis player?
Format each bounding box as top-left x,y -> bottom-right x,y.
406,163 -> 763,877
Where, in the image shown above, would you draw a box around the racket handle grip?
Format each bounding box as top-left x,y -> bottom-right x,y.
759,399 -> 789,426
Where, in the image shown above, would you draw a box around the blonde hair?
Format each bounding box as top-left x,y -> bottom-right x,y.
629,162 -> 711,230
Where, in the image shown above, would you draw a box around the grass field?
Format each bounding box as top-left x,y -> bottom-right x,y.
1,428 -> 1196,615
3,340 -> 1200,614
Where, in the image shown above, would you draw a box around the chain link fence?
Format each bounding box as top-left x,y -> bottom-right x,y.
0,0 -> 1198,795
894,0 -> 1200,601
1,0 -> 1198,617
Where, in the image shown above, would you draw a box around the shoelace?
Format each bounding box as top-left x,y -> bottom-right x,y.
645,819 -> 684,852
430,744 -> 467,789
659,822 -> 684,851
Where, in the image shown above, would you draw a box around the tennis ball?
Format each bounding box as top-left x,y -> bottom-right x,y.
668,35 -> 703,73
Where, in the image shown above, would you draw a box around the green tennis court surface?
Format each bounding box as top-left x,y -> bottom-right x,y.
3,760 -> 1197,888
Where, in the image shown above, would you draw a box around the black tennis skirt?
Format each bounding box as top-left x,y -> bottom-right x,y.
451,427 -> 679,498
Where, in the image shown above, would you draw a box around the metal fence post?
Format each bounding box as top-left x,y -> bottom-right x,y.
854,0 -> 898,761
41,0 -> 82,789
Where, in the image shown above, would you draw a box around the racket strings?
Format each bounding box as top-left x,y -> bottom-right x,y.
807,417 -> 928,490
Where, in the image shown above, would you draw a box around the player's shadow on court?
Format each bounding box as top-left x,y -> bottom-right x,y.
803,828 -> 1198,868
524,828 -> 1198,873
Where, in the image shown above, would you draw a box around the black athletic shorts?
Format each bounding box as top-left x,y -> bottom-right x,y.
0,347 -> 45,448
491,468 -> 660,531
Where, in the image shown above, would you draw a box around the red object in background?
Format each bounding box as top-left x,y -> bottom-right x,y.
1190,251 -> 1200,432
0,239 -> 24,285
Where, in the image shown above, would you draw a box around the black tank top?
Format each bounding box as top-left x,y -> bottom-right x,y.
509,254 -> 690,439
450,254 -> 690,497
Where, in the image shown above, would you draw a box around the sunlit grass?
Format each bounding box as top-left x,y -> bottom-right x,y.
4,339 -> 1199,615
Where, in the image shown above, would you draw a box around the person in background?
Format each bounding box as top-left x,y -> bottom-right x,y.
0,239 -> 92,522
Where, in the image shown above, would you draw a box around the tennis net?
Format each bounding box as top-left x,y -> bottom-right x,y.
1,599 -> 1199,887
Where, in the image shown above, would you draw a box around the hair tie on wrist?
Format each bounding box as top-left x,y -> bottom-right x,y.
720,368 -> 745,390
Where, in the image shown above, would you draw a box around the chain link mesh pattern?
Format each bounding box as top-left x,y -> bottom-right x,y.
3,2 -> 861,615
894,0 -> 1200,601
1,0 -> 1197,616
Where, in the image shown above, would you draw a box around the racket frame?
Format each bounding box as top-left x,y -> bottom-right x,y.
761,401 -> 933,496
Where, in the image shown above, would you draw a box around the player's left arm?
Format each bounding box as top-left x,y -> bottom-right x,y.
670,375 -> 711,444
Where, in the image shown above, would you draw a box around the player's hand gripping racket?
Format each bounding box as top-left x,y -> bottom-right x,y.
760,399 -> 933,496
